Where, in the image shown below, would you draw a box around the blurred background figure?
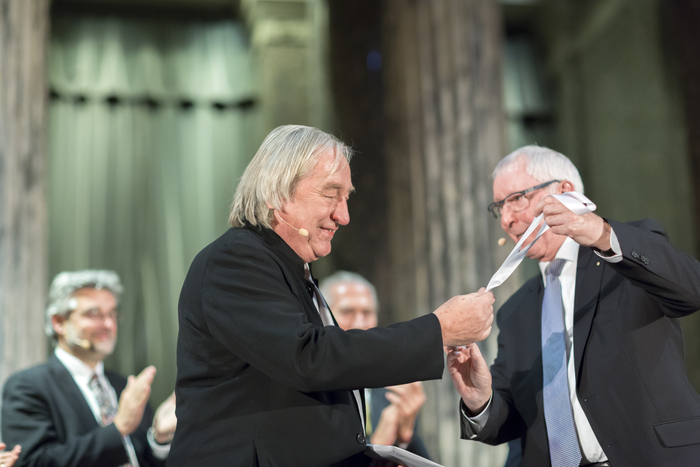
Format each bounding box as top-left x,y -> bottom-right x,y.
320,271 -> 431,459
1,270 -> 176,467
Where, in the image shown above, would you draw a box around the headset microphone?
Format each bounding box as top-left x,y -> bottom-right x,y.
67,336 -> 92,350
275,212 -> 309,237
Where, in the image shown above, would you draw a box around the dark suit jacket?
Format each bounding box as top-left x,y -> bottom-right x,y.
1,354 -> 164,467
170,225 -> 444,467
461,219 -> 700,466
369,387 -> 431,459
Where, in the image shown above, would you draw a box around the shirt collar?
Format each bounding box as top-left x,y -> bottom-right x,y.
539,237 -> 580,279
55,346 -> 105,383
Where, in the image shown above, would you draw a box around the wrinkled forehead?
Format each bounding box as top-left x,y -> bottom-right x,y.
70,287 -> 118,306
329,282 -> 376,307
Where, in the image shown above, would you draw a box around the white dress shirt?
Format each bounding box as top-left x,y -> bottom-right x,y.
465,229 -> 623,463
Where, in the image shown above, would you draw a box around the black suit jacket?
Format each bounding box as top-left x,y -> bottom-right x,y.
1,354 -> 164,467
169,225 -> 444,466
461,219 -> 700,466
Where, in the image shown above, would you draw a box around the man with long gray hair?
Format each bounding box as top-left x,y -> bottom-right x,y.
170,124 -> 495,466
2,270 -> 176,467
449,145 -> 700,466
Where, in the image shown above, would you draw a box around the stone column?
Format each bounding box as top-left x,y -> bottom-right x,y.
241,0 -> 331,141
383,0 -> 515,464
0,0 -> 50,404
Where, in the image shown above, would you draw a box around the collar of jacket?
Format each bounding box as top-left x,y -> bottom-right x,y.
243,221 -> 308,282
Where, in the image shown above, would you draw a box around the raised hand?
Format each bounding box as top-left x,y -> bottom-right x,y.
446,344 -> 492,415
434,288 -> 495,347
370,403 -> 399,446
114,366 -> 156,436
0,442 -> 21,467
384,382 -> 426,444
152,391 -> 177,444
535,195 -> 612,250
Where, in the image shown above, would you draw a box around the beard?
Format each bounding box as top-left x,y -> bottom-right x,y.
64,322 -> 116,357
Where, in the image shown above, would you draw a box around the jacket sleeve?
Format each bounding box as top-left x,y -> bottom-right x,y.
195,235 -> 444,393
606,219 -> 700,317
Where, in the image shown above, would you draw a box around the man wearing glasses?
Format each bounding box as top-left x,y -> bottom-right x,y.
1,270 -> 176,466
448,146 -> 700,466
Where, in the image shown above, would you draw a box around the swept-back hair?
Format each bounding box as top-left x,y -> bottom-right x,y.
229,125 -> 353,229
319,270 -> 379,313
493,145 -> 584,193
45,269 -> 123,340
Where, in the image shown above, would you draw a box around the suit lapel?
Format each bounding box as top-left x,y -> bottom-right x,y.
573,248 -> 605,383
48,355 -> 100,432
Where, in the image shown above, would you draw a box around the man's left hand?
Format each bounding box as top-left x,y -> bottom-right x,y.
535,195 -> 612,250
384,382 -> 426,444
152,391 -> 177,444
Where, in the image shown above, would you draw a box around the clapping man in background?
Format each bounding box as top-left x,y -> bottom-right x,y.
2,270 -> 177,467
320,271 -> 432,459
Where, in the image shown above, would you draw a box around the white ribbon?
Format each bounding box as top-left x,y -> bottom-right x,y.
485,192 -> 596,292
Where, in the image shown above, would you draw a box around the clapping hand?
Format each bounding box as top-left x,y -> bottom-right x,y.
152,391 -> 177,444
0,442 -> 21,467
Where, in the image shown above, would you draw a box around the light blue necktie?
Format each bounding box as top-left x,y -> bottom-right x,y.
542,259 -> 582,467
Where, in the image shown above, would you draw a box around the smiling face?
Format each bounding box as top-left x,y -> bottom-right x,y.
273,151 -> 353,263
493,160 -> 566,262
53,287 -> 118,367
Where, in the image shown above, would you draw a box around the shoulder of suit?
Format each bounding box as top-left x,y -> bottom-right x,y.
3,360 -> 55,389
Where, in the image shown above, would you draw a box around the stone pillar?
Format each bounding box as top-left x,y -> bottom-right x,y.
241,0 -> 331,141
383,0 -> 514,464
0,0 -> 50,409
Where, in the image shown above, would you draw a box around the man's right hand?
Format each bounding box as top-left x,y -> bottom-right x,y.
114,366 -> 156,436
433,288 -> 494,347
447,344 -> 492,414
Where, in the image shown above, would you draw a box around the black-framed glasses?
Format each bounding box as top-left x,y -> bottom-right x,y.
487,180 -> 560,219
69,306 -> 121,323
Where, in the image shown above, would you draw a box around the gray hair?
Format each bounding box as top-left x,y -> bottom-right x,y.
45,269 -> 123,339
319,271 -> 378,313
493,145 -> 585,193
229,125 -> 353,229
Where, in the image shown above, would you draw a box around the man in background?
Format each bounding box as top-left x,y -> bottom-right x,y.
2,270 -> 176,467
449,146 -> 700,466
320,271 -> 431,459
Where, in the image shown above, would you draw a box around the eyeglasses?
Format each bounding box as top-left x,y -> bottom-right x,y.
487,180 -> 560,219
72,307 -> 120,323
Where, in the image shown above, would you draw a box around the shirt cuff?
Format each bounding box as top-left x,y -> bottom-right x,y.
460,392 -> 493,438
147,427 -> 171,460
593,226 -> 622,263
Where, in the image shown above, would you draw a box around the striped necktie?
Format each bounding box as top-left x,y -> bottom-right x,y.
89,374 -> 135,467
541,259 -> 582,466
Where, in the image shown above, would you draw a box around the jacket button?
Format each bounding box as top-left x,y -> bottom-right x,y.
356,433 -> 366,444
